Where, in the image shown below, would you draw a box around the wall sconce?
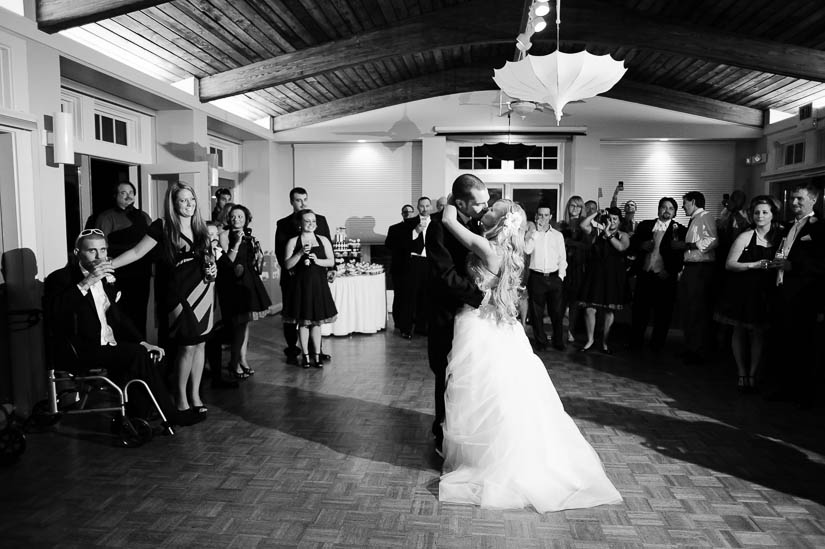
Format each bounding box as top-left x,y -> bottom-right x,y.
43,111 -> 75,165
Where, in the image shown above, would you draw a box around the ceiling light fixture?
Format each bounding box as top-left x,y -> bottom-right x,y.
532,0 -> 550,17
516,0 -> 550,52
532,17 -> 547,32
496,0 -> 626,125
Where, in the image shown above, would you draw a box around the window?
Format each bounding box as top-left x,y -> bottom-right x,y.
458,146 -> 501,170
94,113 -> 128,146
783,141 -> 804,166
208,146 -> 224,168
513,145 -> 559,170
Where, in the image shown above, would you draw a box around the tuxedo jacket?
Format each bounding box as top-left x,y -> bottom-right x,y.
780,215 -> 825,303
274,212 -> 331,270
385,217 -> 416,277
44,263 -> 142,357
424,211 -> 484,314
629,218 -> 687,278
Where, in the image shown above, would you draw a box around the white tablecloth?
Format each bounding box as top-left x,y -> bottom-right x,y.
321,273 -> 387,336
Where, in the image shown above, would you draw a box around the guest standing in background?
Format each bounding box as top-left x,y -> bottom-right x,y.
385,204 -> 416,334
672,191 -> 718,364
204,221 -> 239,389
629,197 -> 685,351
211,188 -> 232,223
94,182 -> 152,337
578,207 -> 630,353
283,209 -> 337,369
524,203 -> 567,351
714,196 -> 779,393
112,181 -> 216,420
275,187 -> 331,365
558,195 -> 587,343
219,205 -> 272,379
765,183 -> 825,407
402,196 -> 433,338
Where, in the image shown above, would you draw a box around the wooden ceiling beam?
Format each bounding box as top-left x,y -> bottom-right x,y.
200,0 -> 520,102
271,67 -> 498,132
559,2 -> 825,83
36,0 -> 171,33
603,79 -> 765,127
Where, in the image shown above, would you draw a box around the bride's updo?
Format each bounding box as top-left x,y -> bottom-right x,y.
481,199 -> 527,322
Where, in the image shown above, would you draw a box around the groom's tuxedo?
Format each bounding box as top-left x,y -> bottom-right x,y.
425,210 -> 484,447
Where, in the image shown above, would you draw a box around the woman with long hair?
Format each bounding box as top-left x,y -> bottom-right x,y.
112,182 -> 216,424
714,195 -> 780,393
558,195 -> 587,342
577,206 -> 631,353
437,198 -> 621,513
218,204 -> 272,379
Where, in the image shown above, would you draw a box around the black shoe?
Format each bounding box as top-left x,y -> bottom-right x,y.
286,355 -> 298,365
211,378 -> 239,389
318,352 -> 331,363
601,346 -> 613,355
579,342 -> 594,353
400,332 -> 412,340
173,408 -> 206,426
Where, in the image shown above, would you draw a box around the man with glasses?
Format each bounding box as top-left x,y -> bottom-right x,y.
44,230 -> 193,426
385,204 -> 417,333
94,182 -> 152,337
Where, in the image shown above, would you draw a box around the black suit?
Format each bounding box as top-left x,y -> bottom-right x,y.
425,211 -> 484,445
274,211 -> 331,355
770,215 -> 825,401
385,218 -> 414,328
44,263 -> 177,420
391,215 -> 430,335
629,218 -> 686,349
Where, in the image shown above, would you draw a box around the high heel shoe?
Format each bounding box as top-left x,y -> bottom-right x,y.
578,342 -> 594,353
313,354 -> 323,368
240,364 -> 255,376
229,364 -> 248,380
302,354 -> 312,369
737,376 -> 748,393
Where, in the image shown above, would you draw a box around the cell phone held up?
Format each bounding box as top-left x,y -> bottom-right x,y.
617,180 -> 624,191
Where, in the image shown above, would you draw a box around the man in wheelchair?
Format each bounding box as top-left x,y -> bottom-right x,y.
44,229 -> 191,426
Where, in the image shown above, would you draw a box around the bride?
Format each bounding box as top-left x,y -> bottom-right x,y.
439,199 -> 622,512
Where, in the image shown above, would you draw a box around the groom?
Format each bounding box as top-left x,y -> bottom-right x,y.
425,174 -> 490,456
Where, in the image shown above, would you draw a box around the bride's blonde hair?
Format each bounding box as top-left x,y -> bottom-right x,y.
483,199 -> 527,322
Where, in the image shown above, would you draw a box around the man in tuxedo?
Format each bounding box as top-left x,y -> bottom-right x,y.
385,204 -> 416,331
629,197 -> 686,351
275,187 -> 331,364
44,230 -> 187,425
401,196 -> 433,338
767,183 -> 825,406
426,174 -> 489,456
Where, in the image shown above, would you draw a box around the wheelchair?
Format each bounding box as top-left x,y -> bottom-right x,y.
30,335 -> 176,448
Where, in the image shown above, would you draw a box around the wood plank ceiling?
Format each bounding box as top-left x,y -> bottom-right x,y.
37,0 -> 825,132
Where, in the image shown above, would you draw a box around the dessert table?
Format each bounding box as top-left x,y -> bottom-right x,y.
321,272 -> 387,336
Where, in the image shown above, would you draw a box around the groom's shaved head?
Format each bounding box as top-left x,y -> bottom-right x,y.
452,174 -> 485,203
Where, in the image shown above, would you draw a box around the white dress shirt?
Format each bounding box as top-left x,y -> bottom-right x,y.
411,216 -> 430,258
526,227 -> 567,279
684,208 -> 718,263
77,270 -> 117,346
644,219 -> 670,273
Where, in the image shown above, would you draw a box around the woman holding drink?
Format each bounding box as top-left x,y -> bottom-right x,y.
112,182 -> 215,422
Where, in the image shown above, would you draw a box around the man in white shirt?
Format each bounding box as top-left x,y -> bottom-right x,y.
44,230 -> 192,426
524,204 -> 568,351
672,191 -> 718,364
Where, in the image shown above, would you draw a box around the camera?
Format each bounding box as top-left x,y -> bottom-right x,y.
595,211 -> 611,226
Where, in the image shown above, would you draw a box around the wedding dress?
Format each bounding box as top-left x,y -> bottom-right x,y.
439,253 -> 623,512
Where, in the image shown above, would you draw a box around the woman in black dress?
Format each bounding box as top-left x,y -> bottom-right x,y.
577,206 -> 630,353
714,196 -> 780,392
283,209 -> 337,368
219,204 -> 272,378
113,182 -> 216,421
558,195 -> 587,343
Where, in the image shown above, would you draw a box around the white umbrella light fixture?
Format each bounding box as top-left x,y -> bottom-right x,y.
494,0 -> 627,125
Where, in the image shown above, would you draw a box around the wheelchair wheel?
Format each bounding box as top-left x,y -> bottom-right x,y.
26,400 -> 61,431
0,426 -> 26,465
115,416 -> 151,448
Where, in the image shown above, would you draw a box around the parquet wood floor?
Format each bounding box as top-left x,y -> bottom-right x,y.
2,316 -> 824,548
